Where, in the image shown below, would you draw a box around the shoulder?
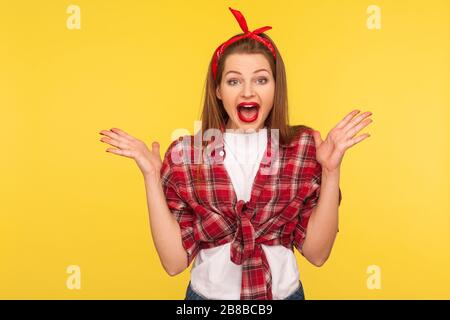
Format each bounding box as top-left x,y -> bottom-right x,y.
284,125 -> 320,177
160,134 -> 197,185
283,124 -> 316,150
162,134 -> 198,167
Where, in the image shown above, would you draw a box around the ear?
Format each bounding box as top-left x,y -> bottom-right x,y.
216,86 -> 222,100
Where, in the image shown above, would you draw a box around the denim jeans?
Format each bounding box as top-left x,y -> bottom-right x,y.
184,280 -> 305,300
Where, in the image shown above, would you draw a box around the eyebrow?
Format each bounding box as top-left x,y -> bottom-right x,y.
224,69 -> 270,76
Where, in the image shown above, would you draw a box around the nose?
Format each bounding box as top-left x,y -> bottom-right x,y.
241,82 -> 255,98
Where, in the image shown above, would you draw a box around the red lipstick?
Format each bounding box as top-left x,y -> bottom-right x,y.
237,102 -> 260,123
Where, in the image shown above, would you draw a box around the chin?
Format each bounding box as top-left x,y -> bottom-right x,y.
227,114 -> 266,131
237,123 -> 264,132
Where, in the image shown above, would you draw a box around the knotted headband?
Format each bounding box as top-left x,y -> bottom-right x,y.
211,7 -> 277,81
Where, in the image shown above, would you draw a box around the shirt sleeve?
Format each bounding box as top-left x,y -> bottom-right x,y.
160,139 -> 200,267
293,130 -> 343,256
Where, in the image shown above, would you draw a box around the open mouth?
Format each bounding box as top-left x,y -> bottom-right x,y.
237,102 -> 260,123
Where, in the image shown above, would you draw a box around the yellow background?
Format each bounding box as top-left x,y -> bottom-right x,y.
1,0 -> 449,299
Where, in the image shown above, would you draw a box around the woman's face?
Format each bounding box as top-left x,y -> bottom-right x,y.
216,53 -> 275,131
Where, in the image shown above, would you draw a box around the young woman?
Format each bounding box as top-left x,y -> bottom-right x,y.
99,7 -> 373,300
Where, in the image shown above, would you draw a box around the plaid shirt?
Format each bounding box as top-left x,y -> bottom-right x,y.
160,126 -> 342,300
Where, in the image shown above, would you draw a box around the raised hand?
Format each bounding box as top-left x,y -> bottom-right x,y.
312,110 -> 373,173
99,128 -> 162,181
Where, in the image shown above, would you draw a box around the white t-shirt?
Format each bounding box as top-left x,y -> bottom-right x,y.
189,127 -> 300,300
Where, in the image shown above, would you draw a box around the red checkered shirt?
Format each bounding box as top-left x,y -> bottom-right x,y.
160,126 -> 342,300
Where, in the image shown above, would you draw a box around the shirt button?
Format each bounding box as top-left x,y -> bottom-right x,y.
219,150 -> 225,157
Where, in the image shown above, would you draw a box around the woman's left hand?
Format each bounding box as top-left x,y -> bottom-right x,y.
312,110 -> 373,173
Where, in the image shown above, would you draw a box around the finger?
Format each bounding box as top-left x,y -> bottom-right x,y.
106,148 -> 134,158
335,110 -> 361,129
99,129 -> 123,141
110,127 -> 134,140
345,118 -> 373,139
312,130 -> 322,149
99,136 -> 128,150
345,133 -> 371,149
151,141 -> 160,155
342,111 -> 372,133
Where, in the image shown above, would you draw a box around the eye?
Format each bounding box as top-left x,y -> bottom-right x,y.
227,79 -> 240,86
257,77 -> 268,84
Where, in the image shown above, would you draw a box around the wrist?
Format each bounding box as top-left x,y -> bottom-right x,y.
143,172 -> 162,186
322,166 -> 340,180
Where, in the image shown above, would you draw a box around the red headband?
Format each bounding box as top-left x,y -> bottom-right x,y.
211,7 -> 276,81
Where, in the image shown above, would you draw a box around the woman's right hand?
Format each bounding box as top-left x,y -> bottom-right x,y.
99,127 -> 162,182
